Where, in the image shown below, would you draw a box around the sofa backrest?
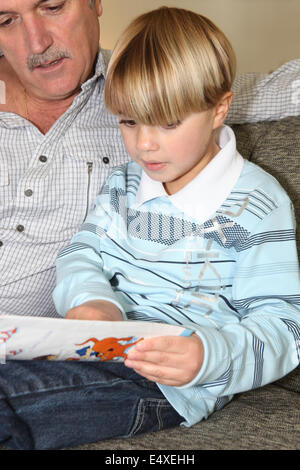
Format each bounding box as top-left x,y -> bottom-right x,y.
232,116 -> 300,255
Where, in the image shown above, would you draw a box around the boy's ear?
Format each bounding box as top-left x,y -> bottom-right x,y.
213,91 -> 233,129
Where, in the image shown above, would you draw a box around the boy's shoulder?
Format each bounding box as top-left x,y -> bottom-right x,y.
237,159 -> 292,207
218,159 -> 294,235
104,161 -> 142,193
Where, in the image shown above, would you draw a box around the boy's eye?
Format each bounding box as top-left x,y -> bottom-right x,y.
46,5 -> 64,12
163,122 -> 181,130
119,119 -> 137,127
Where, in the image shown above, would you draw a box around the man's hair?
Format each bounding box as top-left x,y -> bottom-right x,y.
105,7 -> 236,126
88,0 -> 96,8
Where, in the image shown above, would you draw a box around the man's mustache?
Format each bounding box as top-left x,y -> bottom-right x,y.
27,49 -> 72,71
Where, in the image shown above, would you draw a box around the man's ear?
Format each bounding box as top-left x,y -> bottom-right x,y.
96,0 -> 103,18
213,91 -> 233,129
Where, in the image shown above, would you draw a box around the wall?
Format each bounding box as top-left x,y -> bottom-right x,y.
100,0 -> 299,74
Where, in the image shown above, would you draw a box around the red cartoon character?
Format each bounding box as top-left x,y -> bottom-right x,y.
0,327 -> 17,343
75,336 -> 143,361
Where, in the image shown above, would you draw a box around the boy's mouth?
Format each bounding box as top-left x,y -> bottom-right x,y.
144,161 -> 167,171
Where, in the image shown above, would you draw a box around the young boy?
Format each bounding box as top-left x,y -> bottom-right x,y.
53,7 -> 300,431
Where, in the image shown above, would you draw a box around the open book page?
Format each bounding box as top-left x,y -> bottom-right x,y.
0,315 -> 191,363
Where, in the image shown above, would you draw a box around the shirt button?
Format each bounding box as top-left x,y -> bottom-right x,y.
103,157 -> 110,164
16,225 -> 25,233
24,189 -> 33,197
39,155 -> 47,163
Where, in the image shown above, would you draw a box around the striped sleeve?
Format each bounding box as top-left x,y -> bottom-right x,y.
186,199 -> 300,395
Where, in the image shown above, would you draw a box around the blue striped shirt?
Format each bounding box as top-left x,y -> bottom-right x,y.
53,126 -> 300,426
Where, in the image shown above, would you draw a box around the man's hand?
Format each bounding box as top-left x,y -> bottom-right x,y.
65,300 -> 123,322
124,334 -> 204,387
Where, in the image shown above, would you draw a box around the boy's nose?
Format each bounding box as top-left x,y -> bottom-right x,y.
136,126 -> 159,152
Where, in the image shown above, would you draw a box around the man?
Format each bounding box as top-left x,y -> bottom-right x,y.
0,0 -> 129,318
0,0 -> 299,451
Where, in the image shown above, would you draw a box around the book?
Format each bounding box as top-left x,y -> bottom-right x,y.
0,315 -> 191,363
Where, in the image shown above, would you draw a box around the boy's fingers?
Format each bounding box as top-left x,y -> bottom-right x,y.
132,335 -> 188,353
125,334 -> 204,386
126,349 -> 179,368
128,335 -> 203,363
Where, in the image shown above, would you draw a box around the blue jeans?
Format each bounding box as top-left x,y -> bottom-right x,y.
0,360 -> 182,450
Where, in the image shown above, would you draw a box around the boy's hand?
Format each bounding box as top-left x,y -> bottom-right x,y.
125,334 -> 204,387
65,300 -> 123,322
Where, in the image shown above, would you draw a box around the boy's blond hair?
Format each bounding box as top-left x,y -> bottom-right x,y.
105,7 -> 236,126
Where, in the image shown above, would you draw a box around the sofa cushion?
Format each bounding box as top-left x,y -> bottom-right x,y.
232,116 -> 300,254
233,117 -> 300,394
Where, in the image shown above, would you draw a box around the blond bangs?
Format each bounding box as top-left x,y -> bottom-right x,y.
104,7 -> 236,125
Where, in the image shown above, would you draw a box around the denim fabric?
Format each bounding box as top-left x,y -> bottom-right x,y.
0,361 -> 182,450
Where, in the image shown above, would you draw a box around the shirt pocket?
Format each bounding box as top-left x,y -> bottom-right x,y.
62,127 -> 129,217
63,125 -> 128,172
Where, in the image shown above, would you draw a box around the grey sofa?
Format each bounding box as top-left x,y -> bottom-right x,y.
72,116 -> 300,451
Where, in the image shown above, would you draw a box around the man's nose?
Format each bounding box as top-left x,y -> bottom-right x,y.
136,126 -> 159,152
23,16 -> 53,55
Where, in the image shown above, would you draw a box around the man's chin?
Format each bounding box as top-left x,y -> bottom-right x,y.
31,79 -> 82,102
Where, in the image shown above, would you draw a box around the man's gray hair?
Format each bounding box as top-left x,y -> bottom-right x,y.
88,0 -> 96,7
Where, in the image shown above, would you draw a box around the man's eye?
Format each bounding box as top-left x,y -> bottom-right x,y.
45,2 -> 66,13
47,6 -> 62,12
0,17 -> 14,28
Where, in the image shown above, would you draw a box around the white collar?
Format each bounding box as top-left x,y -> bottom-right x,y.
135,125 -> 244,223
